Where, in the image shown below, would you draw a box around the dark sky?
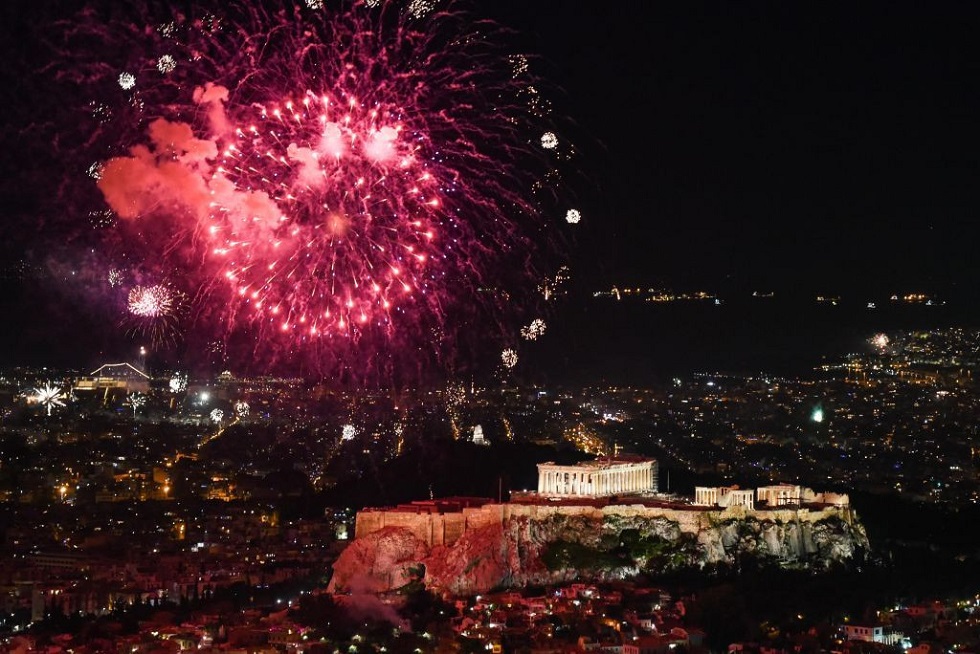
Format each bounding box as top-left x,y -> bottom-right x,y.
0,1 -> 978,371
489,1 -> 980,295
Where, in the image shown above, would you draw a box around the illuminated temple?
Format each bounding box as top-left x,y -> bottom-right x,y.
536,456 -> 657,497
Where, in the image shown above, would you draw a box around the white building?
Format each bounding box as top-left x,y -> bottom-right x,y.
536,457 -> 657,497
694,486 -> 754,510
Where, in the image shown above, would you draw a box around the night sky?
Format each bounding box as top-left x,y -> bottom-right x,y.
0,1 -> 978,371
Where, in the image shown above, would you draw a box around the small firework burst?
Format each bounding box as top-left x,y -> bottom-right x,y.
406,0 -> 436,18
156,54 -> 176,74
501,348 -> 518,368
870,333 -> 890,352
305,0 -> 324,8
509,54 -> 529,77
341,423 -> 357,441
234,400 -> 250,418
565,208 -> 581,224
89,101 -> 111,123
88,209 -> 114,229
87,162 -> 103,180
539,265 -> 570,301
31,383 -> 66,416
521,318 -> 547,341
169,372 -> 187,393
107,268 -> 123,287
118,72 -> 136,90
125,392 -> 146,416
125,283 -> 185,345
540,131 -> 558,149
210,408 -> 224,423
128,284 -> 174,317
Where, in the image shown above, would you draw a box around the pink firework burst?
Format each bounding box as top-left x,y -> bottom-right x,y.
125,283 -> 185,345
66,0 -> 574,378
128,284 -> 174,318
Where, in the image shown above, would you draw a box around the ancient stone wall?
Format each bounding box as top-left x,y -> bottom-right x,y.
355,501 -> 857,548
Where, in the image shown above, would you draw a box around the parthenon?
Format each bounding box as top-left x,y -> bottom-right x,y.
536,456 -> 657,497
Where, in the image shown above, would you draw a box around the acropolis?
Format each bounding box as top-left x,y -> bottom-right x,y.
536,456 -> 657,497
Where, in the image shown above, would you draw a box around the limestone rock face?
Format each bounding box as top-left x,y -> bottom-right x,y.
329,507 -> 870,596
327,526 -> 429,594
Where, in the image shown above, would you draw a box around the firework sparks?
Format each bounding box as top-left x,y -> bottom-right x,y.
565,208 -> 581,224
341,423 -> 357,441
210,408 -> 224,423
156,55 -> 176,74
128,284 -> 174,318
64,0 -> 575,378
234,400 -> 250,418
125,392 -> 146,417
118,72 -> 136,90
169,372 -> 188,393
870,333 -> 890,352
501,348 -> 518,368
125,283 -> 186,345
521,318 -> 547,341
31,384 -> 66,416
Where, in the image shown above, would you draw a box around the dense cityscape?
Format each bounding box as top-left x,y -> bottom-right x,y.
1,326 -> 980,651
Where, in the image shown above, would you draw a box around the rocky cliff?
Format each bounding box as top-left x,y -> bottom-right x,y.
328,505 -> 869,596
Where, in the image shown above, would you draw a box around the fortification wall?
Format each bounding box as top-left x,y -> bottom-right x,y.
356,501 -> 855,548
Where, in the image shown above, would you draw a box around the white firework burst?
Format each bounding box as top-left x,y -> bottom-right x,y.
234,400 -> 250,418
125,392 -> 146,417
501,348 -> 518,369
118,72 -> 136,90
31,383 -> 66,417
169,373 -> 187,393
210,408 -> 224,424
156,54 -> 176,74
540,131 -> 558,149
565,208 -> 581,224
341,424 -> 357,441
521,318 -> 547,341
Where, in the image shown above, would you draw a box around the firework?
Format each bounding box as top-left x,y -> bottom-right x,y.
539,265 -> 570,301
107,268 -> 123,287
341,423 -> 357,441
125,283 -> 185,345
210,408 -> 224,423
521,318 -> 547,341
565,208 -> 581,224
128,284 -> 174,317
64,0 -> 575,378
169,372 -> 188,393
870,333 -> 890,352
31,383 -> 66,416
234,400 -> 250,418
501,348 -> 518,368
156,55 -> 176,74
125,392 -> 146,417
118,72 -> 136,90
